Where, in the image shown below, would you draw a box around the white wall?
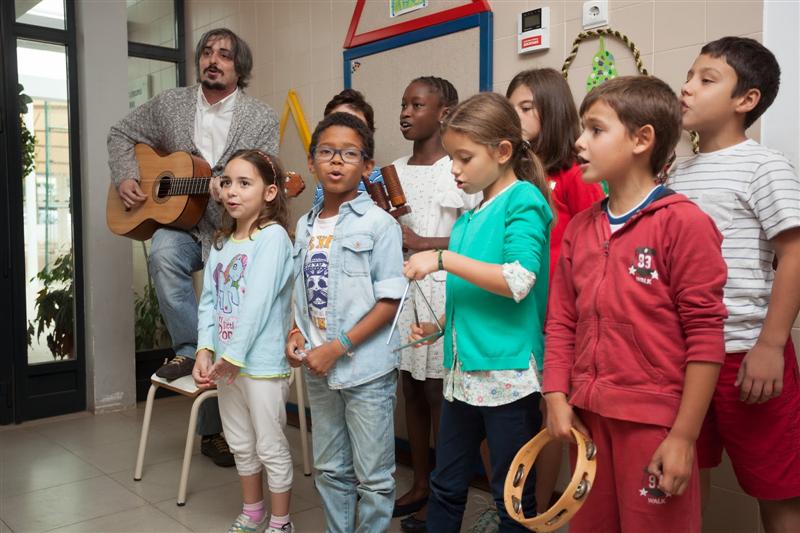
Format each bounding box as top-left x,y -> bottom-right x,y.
762,0 -> 800,168
76,0 -> 136,413
762,0 -> 800,351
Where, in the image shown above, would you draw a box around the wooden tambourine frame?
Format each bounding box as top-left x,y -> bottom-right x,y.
504,427 -> 597,532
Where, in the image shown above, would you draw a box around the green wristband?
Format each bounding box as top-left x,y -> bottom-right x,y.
337,332 -> 355,357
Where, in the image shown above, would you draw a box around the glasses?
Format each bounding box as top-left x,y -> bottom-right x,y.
312,146 -> 366,165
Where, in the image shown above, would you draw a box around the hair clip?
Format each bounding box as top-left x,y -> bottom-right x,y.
521,139 -> 533,152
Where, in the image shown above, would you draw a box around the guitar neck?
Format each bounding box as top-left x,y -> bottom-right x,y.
161,177 -> 211,197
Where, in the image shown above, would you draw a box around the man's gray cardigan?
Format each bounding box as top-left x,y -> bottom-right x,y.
107,85 -> 279,260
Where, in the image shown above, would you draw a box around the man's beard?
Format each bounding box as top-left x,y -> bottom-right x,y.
201,78 -> 226,91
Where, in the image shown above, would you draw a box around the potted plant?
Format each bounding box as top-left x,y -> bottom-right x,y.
27,250 -> 74,360
19,83 -> 35,178
134,243 -> 170,351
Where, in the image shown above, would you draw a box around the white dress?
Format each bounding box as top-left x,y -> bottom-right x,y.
394,155 -> 480,381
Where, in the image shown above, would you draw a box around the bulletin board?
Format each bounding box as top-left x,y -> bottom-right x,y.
343,11 -> 493,167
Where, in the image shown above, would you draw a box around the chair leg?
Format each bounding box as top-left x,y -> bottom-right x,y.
293,368 -> 312,476
134,383 -> 158,481
177,389 -> 218,506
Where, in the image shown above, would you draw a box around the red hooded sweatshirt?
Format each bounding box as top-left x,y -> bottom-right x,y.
543,190 -> 728,428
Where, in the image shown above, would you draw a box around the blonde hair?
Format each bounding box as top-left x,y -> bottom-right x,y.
442,92 -> 552,208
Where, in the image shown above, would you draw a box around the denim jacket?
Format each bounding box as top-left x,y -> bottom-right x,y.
292,192 -> 406,389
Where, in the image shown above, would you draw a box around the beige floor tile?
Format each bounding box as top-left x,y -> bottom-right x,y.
1,476 -> 147,533
69,429 -> 197,475
44,506 -> 192,533
153,479 -> 238,532
289,491 -> 320,515
0,429 -> 66,463
0,519 -> 11,533
289,506 -> 327,532
30,412 -> 142,451
0,446 -> 103,500
155,479 -> 317,532
109,456 -> 239,504
288,464 -> 319,504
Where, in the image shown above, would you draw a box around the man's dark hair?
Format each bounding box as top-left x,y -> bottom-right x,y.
701,37 -> 780,128
195,28 -> 253,89
323,89 -> 376,133
310,112 -> 375,160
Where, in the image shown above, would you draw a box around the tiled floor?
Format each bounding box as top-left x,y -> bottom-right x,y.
0,396 -> 498,533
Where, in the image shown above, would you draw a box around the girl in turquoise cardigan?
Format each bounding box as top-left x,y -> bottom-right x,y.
404,92 -> 553,532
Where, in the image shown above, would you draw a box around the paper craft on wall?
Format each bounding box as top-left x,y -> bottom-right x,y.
586,36 -> 617,91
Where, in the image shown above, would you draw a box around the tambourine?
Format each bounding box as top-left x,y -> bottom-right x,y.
504,427 -> 597,532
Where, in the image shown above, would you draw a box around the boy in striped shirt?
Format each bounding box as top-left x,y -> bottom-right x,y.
668,36 -> 800,532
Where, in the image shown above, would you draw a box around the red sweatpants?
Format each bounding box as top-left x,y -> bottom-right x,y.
568,410 -> 701,533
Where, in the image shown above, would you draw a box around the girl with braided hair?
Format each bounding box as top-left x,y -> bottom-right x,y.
392,76 -> 480,532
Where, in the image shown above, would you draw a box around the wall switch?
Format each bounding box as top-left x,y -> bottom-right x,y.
582,0 -> 609,30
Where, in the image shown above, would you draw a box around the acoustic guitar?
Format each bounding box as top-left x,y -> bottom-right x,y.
106,144 -> 305,241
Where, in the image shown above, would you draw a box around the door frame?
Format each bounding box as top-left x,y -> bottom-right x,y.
0,0 -> 86,423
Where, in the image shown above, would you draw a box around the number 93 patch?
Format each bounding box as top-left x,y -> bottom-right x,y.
629,246 -> 659,285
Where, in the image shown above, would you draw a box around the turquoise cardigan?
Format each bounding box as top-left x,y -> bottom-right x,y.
444,180 -> 552,372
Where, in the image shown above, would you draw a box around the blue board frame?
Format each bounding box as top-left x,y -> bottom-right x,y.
343,11 -> 493,92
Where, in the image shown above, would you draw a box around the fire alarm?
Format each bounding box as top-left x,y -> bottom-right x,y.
518,7 -> 550,54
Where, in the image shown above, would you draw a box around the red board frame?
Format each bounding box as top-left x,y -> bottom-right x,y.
343,0 -> 492,49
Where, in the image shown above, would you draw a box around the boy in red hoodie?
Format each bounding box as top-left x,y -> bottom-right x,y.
543,76 -> 728,533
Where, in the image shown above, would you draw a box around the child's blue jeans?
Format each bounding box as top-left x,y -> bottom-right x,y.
427,392 -> 542,533
305,370 -> 397,533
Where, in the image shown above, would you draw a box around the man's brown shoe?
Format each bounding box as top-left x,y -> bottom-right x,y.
201,433 -> 235,467
154,355 -> 194,381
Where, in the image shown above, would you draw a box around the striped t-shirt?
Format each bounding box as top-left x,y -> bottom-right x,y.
668,139 -> 800,352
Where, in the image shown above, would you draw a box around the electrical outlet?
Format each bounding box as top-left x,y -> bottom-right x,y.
582,0 -> 609,30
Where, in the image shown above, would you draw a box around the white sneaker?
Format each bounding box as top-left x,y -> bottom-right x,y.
227,513 -> 267,533
265,522 -> 294,533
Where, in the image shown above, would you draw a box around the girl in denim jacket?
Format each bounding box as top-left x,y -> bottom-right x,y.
285,112 -> 405,532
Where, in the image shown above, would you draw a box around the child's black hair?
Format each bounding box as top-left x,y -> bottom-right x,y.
309,112 -> 375,160
700,36 -> 780,128
323,89 -> 376,133
410,76 -> 459,108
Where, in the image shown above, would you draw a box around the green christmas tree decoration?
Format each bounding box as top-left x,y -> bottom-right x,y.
586,36 -> 617,92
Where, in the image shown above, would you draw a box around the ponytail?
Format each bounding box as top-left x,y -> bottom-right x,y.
513,139 -> 552,209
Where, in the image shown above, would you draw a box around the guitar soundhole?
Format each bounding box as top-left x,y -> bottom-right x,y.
152,173 -> 173,203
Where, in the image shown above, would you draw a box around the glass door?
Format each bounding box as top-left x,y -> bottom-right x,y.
1,0 -> 85,422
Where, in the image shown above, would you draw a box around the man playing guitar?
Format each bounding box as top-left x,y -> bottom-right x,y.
107,28 -> 279,467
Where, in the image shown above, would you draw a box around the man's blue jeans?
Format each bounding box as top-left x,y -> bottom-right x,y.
427,392 -> 541,533
149,228 -> 222,436
305,370 -> 397,533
